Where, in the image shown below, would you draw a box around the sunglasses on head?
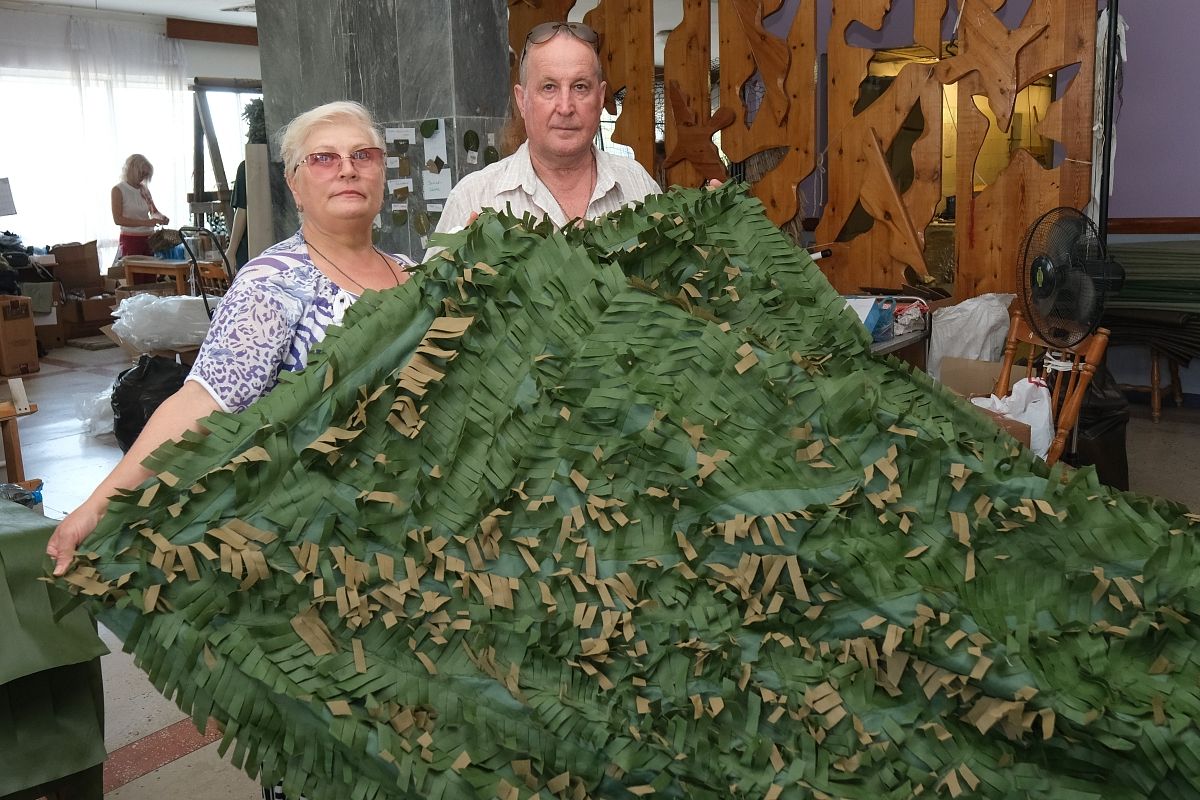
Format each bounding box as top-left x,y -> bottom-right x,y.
295,147 -> 384,174
522,21 -> 600,59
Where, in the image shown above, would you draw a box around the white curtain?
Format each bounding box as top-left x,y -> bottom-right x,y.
0,7 -> 190,266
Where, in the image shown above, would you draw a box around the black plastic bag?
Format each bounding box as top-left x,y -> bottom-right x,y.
111,355 -> 191,452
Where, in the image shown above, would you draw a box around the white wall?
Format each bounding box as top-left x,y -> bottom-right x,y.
181,39 -> 260,82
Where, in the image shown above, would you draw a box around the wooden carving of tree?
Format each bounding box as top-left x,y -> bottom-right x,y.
815,0 -> 944,293
584,0 -> 655,168
941,0 -> 1095,298
663,0 -> 720,189
719,0 -> 818,226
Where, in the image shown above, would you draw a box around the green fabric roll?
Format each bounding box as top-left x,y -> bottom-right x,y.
0,500 -> 107,795
58,186 -> 1200,799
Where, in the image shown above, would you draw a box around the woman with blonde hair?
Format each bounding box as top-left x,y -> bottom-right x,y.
111,153 -> 169,259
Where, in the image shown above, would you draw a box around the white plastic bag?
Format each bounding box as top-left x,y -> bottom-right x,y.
971,378 -> 1055,459
927,293 -> 1015,379
110,293 -> 214,353
75,387 -> 114,436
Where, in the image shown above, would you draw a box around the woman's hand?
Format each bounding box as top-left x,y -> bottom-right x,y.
46,502 -> 105,576
152,212 -> 170,225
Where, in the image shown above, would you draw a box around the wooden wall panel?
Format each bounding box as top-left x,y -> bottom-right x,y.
947,0 -> 1095,299
663,0 -> 717,188
749,0 -> 817,226
914,0 -> 948,53
816,0 -> 940,292
718,0 -> 791,162
584,0 -> 656,168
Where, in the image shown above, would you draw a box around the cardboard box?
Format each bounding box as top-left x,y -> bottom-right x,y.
939,356 -> 1030,448
32,307 -> 67,351
59,286 -> 116,339
0,296 -> 40,376
49,241 -> 101,290
35,321 -> 67,350
61,287 -> 116,323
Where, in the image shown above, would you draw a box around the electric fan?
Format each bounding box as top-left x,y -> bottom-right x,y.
1016,207 -> 1125,347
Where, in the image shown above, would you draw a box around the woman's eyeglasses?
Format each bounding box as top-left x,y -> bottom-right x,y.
522,21 -> 599,58
296,147 -> 384,174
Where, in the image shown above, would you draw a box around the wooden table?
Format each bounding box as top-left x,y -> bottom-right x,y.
122,257 -> 192,295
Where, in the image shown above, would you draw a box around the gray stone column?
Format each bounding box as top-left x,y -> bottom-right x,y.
256,0 -> 510,260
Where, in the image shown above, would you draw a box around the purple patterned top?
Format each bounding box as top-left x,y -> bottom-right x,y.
188,231 -> 414,413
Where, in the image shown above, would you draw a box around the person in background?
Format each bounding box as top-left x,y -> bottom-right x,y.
429,20 -> 660,249
225,98 -> 268,270
111,153 -> 168,260
50,101 -> 415,585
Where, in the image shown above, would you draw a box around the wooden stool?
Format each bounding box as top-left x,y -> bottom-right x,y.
1150,348 -> 1184,422
1118,347 -> 1183,422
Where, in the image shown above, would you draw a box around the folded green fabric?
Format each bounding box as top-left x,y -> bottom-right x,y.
59,185 -> 1200,799
0,500 -> 108,684
0,500 -> 107,795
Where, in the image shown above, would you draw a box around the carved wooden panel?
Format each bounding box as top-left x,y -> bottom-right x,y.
662,0 -> 715,188
949,0 -> 1095,298
584,0 -> 655,168
718,0 -> 791,162
749,0 -> 817,226
816,1 -> 940,292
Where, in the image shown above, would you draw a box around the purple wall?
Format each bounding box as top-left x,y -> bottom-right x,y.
1108,0 -> 1200,218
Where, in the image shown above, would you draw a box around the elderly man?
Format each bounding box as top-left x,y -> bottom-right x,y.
430,21 -> 660,243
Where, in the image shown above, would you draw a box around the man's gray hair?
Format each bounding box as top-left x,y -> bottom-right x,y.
518,31 -> 604,86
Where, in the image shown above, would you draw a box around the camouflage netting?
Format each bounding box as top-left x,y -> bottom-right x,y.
60,185 -> 1200,799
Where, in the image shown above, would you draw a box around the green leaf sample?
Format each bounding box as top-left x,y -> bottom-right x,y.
60,184 -> 1200,799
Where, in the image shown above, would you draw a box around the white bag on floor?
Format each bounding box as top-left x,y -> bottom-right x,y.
110,293 -> 213,353
927,293 -> 1015,379
971,378 -> 1055,458
75,387 -> 114,436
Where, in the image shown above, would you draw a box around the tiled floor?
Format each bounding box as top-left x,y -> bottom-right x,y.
2,345 -> 1199,797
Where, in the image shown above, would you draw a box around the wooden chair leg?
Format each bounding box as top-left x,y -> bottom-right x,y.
1,416 -> 25,484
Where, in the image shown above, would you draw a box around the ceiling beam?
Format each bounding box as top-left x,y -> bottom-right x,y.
166,17 -> 258,47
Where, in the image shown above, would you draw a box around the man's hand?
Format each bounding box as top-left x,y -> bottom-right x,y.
704,179 -> 723,190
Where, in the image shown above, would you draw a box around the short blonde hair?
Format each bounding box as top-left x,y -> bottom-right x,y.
122,154 -> 153,184
278,100 -> 385,174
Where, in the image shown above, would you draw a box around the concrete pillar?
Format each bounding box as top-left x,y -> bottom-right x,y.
256,0 -> 510,259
